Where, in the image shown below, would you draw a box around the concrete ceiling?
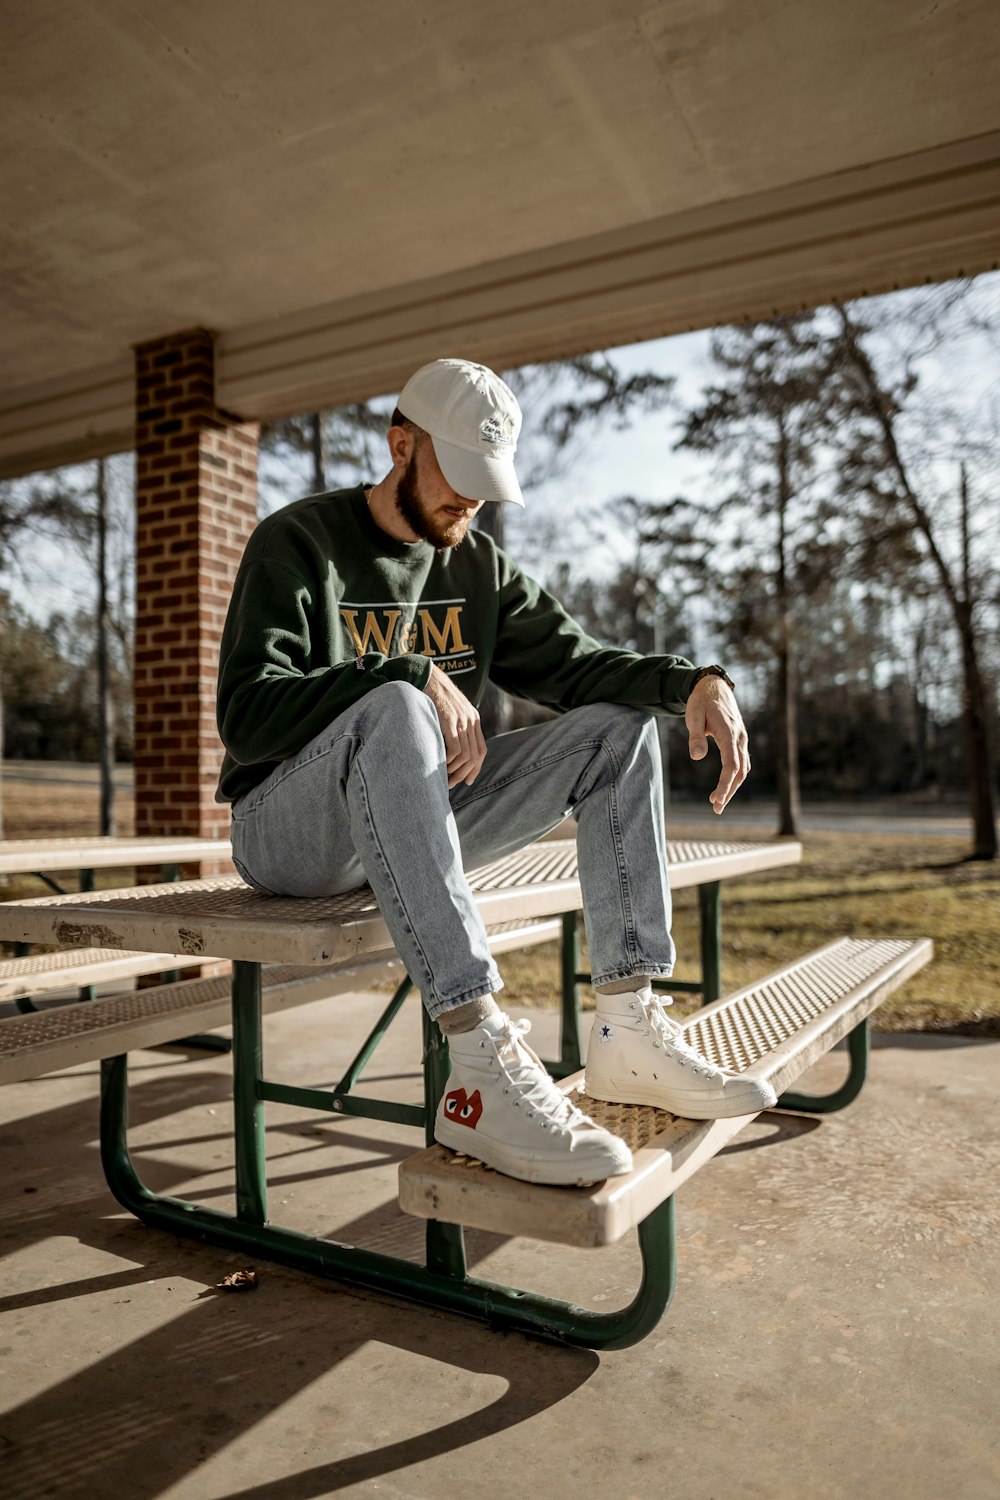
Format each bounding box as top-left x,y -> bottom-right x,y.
1,0 -> 998,477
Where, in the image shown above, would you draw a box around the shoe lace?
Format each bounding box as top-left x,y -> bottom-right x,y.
492,1017 -> 585,1128
634,992 -> 720,1080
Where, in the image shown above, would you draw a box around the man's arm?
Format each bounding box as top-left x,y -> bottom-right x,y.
489,559 -> 699,712
489,554 -> 750,809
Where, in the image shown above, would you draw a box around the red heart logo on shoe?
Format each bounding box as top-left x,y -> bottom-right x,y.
443,1087 -> 483,1129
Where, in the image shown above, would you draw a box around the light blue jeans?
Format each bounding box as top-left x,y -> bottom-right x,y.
230,682 -> 675,1021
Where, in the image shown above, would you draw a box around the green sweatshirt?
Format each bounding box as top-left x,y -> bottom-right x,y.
216,485 -> 701,804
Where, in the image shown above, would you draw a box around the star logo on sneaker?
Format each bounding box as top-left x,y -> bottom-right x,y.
598,1023 -> 615,1045
443,1087 -> 483,1129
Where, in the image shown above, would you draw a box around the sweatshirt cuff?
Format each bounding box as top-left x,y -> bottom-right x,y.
660,662 -> 700,715
381,653 -> 434,692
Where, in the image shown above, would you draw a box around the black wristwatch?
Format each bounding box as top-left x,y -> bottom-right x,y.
690,664 -> 736,693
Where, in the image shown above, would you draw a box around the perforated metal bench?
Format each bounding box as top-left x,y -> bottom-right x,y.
0,946 -> 206,1008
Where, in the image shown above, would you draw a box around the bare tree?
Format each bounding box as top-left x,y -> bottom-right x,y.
0,478 -> 94,835
95,458 -> 116,834
834,297 -> 998,859
675,317 -> 848,836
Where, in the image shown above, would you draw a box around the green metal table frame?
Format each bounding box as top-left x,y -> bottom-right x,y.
97,899 -> 870,1350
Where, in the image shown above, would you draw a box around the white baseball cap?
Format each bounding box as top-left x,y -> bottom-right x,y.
396,358 -> 524,506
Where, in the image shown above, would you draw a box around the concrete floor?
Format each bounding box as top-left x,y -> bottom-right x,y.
1,992 -> 998,1500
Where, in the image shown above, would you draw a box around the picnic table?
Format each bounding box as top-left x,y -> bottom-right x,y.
0,817 -> 934,1350
0,834 -> 871,1348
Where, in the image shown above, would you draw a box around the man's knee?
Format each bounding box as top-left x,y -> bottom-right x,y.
604,705 -> 659,771
357,680 -> 442,747
567,701 -> 657,750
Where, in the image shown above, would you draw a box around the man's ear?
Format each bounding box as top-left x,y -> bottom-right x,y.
386,424 -> 412,469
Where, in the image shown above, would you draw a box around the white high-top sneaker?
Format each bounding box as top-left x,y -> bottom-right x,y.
436,1013 -> 633,1186
586,987 -> 777,1120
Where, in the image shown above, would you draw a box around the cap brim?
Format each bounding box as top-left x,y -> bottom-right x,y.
431,434 -> 525,506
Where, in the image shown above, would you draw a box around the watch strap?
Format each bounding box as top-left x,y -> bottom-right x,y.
690,664 -> 735,693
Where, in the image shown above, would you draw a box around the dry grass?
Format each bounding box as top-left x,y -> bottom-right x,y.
497,826 -> 1000,1035
4,772 -> 996,1033
1,771 -> 135,840
0,771 -> 137,900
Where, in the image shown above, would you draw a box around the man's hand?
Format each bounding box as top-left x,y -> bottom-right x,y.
685,676 -> 750,814
424,663 -> 488,787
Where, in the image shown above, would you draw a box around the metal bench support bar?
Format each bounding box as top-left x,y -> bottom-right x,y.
778,1016 -> 870,1113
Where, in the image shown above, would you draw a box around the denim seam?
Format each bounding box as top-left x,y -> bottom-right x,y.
354,739 -> 499,1007
352,752 -> 436,996
450,739 -> 606,808
592,963 -> 674,987
231,852 -> 282,898
425,972 -> 505,1020
597,737 -> 641,972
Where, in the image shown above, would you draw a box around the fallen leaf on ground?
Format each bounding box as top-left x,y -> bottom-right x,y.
215,1269 -> 258,1291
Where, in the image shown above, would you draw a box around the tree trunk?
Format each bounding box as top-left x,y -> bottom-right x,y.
309,413 -> 326,493
775,629 -> 801,836
908,619 -> 929,793
473,505 -> 509,738
957,466 -> 996,858
835,308 -> 996,860
96,459 -> 116,836
0,638 -> 5,841
958,606 -> 998,859
774,422 -> 801,838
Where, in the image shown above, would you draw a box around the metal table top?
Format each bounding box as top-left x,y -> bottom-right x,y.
0,839 -> 800,968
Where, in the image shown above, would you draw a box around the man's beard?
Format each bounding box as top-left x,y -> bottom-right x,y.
395,451 -> 471,551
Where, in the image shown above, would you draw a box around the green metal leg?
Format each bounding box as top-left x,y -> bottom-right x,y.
778,1018 -> 870,1114
157,860 -> 234,1054
231,960 -> 267,1226
565,879 -> 725,1020
421,1008 -> 468,1280
335,977 -> 415,1095
552,911 -> 584,1078
14,935 -> 38,1013
75,871 -> 97,1003
97,991 -> 680,1350
697,882 -> 722,1002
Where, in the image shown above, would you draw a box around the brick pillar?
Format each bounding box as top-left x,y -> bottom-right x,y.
134,329 -> 258,864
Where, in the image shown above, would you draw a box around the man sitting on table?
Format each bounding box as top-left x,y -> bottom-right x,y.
215,357 -> 775,1187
